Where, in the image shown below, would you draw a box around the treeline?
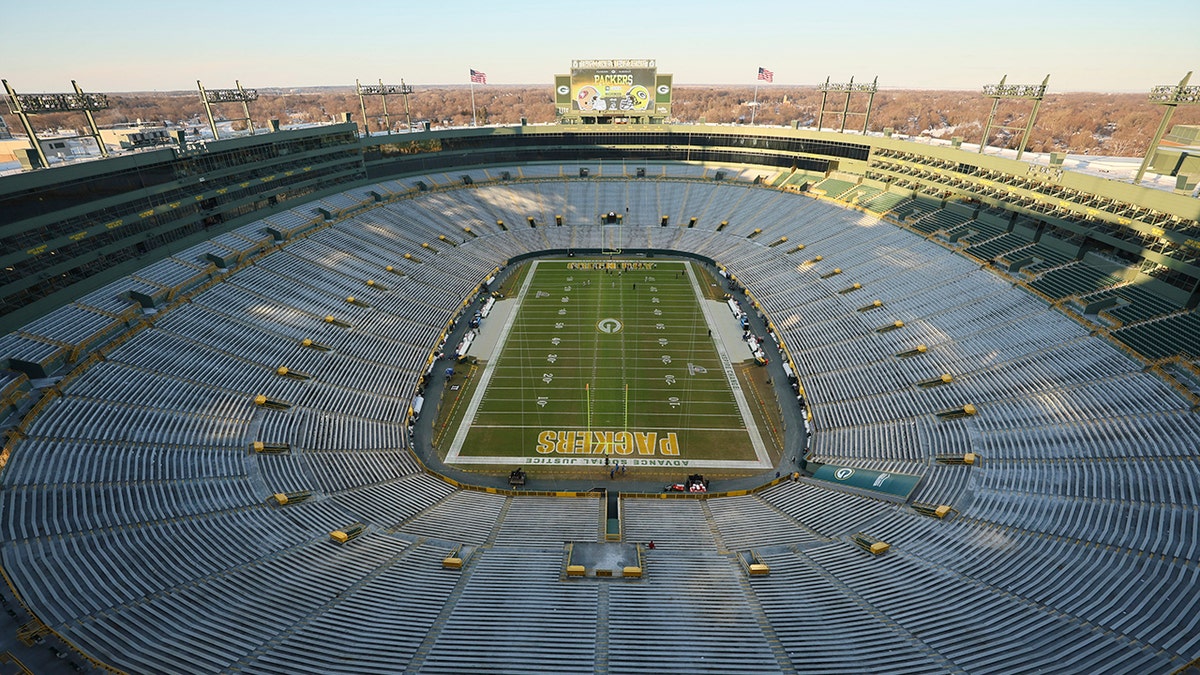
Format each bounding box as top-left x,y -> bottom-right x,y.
5,85 -> 1198,157
674,87 -> 1200,156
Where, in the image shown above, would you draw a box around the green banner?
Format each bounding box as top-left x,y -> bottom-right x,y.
654,74 -> 672,118
555,75 -> 572,106
810,463 -> 922,501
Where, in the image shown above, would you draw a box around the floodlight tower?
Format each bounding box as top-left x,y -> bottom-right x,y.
816,76 -> 878,133
400,79 -> 414,132
1134,71 -> 1199,184
198,80 -> 259,141
979,74 -> 1049,160
355,79 -> 415,135
3,79 -> 111,168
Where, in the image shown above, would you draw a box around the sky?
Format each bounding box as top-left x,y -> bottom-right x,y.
3,0 -> 1197,93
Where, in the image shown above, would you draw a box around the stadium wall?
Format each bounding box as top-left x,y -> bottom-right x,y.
0,123 -> 367,327
2,123 -> 1198,330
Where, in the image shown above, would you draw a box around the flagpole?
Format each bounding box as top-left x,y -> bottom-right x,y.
751,82 -> 759,125
470,77 -> 477,127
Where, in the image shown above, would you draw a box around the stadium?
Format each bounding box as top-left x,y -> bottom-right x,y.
0,57 -> 1199,675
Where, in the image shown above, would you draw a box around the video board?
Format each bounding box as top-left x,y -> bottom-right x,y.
572,65 -> 655,114
556,59 -> 671,121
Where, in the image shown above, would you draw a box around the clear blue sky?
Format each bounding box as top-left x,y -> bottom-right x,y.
4,0 -> 1196,92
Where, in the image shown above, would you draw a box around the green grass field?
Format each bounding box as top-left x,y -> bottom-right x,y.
443,259 -> 771,469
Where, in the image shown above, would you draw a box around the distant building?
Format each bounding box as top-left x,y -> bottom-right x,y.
99,124 -> 174,150
0,125 -> 174,168
0,134 -> 100,166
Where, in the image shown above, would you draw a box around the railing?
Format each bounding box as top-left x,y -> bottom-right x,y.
606,492 -> 622,542
737,550 -> 770,576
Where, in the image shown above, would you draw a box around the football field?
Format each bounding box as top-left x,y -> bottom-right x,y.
444,259 -> 771,469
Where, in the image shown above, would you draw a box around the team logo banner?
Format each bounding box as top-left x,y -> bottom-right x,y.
654,74 -> 673,117
810,463 -> 923,501
555,75 -> 572,106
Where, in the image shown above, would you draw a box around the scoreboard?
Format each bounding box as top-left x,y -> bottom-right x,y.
556,59 -> 672,123
570,65 -> 655,113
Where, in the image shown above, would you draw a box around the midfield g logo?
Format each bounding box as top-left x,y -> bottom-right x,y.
596,318 -> 623,334
834,467 -> 855,481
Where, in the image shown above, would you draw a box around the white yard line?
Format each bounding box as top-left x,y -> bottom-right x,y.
685,262 -> 773,468
445,260 -> 541,461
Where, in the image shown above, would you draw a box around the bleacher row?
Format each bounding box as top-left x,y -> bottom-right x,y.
804,176 -> 1198,363
0,166 -> 1197,673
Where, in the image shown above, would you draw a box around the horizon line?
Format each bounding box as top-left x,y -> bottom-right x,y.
50,83 -> 1153,95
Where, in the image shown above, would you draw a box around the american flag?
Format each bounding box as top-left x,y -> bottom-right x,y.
758,67 -> 774,83
470,69 -> 487,84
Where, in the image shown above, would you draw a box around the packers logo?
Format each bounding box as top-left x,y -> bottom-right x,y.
596,318 -> 623,334
557,85 -> 570,96
657,84 -> 670,95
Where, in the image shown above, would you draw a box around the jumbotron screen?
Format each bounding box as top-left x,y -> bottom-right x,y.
571,65 -> 655,113
556,59 -> 670,119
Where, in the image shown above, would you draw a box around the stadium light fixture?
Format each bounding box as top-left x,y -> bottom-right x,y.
356,79 -> 415,136
1135,71 -> 1198,184
816,76 -> 878,134
978,74 -> 1049,161
2,79 -> 110,168
198,80 -> 259,141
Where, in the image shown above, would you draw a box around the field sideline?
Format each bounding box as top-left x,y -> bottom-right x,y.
444,259 -> 771,469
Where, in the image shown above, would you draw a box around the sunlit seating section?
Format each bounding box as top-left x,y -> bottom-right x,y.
811,177 -> 858,198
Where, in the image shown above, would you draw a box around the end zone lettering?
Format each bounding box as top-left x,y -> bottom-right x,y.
536,430 -> 679,456
565,261 -> 657,271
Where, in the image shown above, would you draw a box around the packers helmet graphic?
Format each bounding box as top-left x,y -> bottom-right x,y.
626,85 -> 651,110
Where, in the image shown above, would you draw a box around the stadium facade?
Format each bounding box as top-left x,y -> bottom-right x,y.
0,118 -> 1198,674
